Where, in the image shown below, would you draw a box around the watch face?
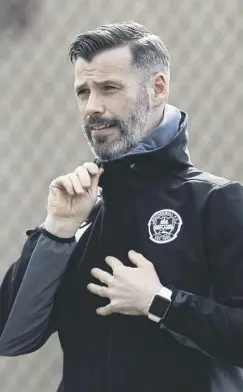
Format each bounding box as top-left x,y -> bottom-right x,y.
149,294 -> 171,319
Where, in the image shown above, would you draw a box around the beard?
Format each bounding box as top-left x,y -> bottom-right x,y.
82,86 -> 150,161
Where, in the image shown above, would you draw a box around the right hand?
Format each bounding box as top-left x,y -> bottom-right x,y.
43,162 -> 103,238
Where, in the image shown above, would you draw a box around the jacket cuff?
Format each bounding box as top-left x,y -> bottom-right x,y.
40,227 -> 76,243
162,289 -> 192,332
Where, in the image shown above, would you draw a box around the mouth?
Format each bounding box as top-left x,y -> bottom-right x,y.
90,124 -> 117,137
90,123 -> 116,130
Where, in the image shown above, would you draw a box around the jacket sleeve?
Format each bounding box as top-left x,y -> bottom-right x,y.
162,181 -> 243,367
0,227 -> 76,357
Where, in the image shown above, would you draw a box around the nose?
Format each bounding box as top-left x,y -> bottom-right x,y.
84,93 -> 105,116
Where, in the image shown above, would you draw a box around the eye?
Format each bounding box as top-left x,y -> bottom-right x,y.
103,85 -> 118,92
77,89 -> 90,98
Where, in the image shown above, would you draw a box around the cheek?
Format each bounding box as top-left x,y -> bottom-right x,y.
104,96 -> 121,112
107,96 -> 133,118
76,99 -> 86,115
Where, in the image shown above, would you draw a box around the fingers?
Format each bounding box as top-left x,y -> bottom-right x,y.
67,173 -> 85,195
128,250 -> 151,268
75,163 -> 103,193
91,268 -> 113,285
87,283 -> 109,298
105,256 -> 123,271
49,162 -> 103,197
50,175 -> 75,196
82,162 -> 100,175
105,253 -> 148,270
91,166 -> 104,190
74,167 -> 91,189
96,304 -> 113,316
83,162 -> 104,190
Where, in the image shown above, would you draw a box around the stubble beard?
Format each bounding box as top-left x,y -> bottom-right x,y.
83,89 -> 150,162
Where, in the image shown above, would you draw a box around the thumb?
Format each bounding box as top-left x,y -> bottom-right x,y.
90,167 -> 104,191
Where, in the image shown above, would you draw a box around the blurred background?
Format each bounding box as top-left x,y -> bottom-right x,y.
0,0 -> 242,390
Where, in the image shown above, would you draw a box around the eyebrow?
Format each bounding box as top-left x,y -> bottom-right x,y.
75,80 -> 124,94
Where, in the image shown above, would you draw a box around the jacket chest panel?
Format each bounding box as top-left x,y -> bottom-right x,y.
102,185 -> 210,295
57,181 -> 211,343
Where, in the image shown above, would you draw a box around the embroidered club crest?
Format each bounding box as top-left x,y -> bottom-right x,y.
148,209 -> 182,244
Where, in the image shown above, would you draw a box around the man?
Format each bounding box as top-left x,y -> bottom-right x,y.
1,21 -> 243,392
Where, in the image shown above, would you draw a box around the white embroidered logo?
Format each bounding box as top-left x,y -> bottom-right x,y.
148,209 -> 182,244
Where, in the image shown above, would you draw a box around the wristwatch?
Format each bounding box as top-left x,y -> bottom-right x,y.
148,286 -> 173,323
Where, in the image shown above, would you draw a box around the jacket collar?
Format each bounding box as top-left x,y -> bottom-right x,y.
117,104 -> 182,159
96,104 -> 192,176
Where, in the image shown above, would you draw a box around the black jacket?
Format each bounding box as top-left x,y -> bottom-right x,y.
1,105 -> 243,392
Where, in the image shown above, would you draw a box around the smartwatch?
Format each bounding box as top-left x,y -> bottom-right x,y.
148,287 -> 172,323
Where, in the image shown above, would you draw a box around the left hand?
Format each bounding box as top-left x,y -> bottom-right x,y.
87,250 -> 163,316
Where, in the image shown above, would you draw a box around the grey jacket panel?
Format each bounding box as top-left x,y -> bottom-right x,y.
0,234 -> 76,356
211,362 -> 243,392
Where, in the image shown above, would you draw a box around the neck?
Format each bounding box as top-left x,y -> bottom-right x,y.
146,106 -> 165,136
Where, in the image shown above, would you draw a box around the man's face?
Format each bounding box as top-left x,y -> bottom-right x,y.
74,46 -> 151,161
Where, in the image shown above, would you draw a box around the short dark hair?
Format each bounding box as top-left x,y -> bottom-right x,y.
69,21 -> 170,79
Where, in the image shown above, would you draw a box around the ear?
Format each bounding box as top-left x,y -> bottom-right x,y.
149,73 -> 168,107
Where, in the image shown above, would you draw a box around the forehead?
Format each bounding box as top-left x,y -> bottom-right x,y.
74,46 -> 134,83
